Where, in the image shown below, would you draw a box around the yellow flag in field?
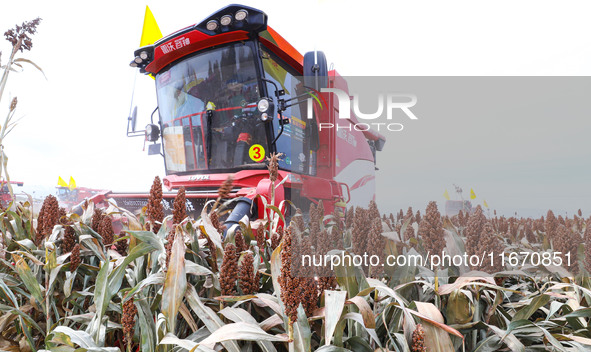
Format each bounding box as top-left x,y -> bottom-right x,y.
140,6 -> 163,47
68,177 -> 77,191
57,176 -> 68,188
483,199 -> 489,208
443,189 -> 450,200
470,188 -> 477,199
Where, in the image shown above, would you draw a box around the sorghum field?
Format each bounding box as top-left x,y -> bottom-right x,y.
1,157 -> 591,352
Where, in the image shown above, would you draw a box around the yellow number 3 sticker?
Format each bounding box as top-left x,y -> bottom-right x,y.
249,144 -> 265,163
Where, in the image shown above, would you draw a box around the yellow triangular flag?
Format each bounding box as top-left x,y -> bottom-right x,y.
483,199 -> 489,208
68,176 -> 77,191
470,188 -> 477,199
140,6 -> 163,47
58,176 -> 68,188
443,189 -> 450,200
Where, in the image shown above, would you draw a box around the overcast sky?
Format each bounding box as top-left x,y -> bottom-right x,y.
2,0 -> 591,217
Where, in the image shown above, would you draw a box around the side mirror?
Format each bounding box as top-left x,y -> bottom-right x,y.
130,106 -> 137,132
127,106 -> 144,137
145,124 -> 160,142
303,51 -> 328,91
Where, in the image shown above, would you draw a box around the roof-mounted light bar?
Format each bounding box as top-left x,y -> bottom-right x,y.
195,4 -> 267,35
235,9 -> 248,21
206,20 -> 219,31
129,45 -> 155,72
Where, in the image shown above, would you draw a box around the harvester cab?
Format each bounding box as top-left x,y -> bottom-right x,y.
126,4 -> 385,230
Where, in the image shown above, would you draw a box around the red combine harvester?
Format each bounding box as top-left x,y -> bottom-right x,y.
57,186 -> 105,210
0,180 -> 23,208
93,4 -> 385,232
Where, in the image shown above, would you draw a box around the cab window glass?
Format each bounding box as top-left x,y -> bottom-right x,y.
261,49 -> 316,174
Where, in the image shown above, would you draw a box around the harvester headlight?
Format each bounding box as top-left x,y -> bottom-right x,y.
129,61 -> 138,68
235,9 -> 248,21
134,56 -> 143,64
260,113 -> 269,121
206,20 -> 219,31
220,15 -> 233,26
145,124 -> 160,142
139,51 -> 149,60
257,98 -> 270,113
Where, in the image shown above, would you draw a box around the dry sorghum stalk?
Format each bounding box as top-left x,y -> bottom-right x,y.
70,243 -> 81,272
525,222 -> 536,243
172,186 -> 186,225
300,274 -> 318,317
235,229 -> 248,253
315,229 -> 332,278
473,222 -> 504,273
91,208 -> 104,233
279,225 -> 299,323
545,210 -> 558,242
499,216 -> 509,234
411,324 -> 427,352
405,207 -> 415,224
368,200 -> 380,222
210,212 -> 223,234
239,251 -> 260,295
398,209 -> 404,222
122,296 -> 137,346
4,18 -> 41,52
293,208 -> 305,234
332,208 -> 344,234
404,224 -> 415,242
8,97 -> 17,113
115,232 -> 128,256
98,216 -> 114,246
555,224 -> 579,274
415,210 -> 422,225
204,233 -> 218,272
345,207 -> 355,229
294,232 -> 319,316
220,243 -> 239,295
465,205 -> 486,257
36,200 -> 46,244
578,209 -> 583,217
389,213 -> 395,226
317,224 -> 341,293
318,276 -> 337,297
367,217 -> 385,277
218,176 -> 234,200
62,225 -> 77,254
42,195 -> 59,237
418,201 -> 445,258
255,225 -> 265,249
164,230 -> 173,269
457,211 -> 464,226
266,153 -> 283,183
352,207 -> 370,256
58,207 -> 67,224
270,227 -> 282,250
146,176 -> 164,233
585,224 -> 591,273
309,201 -> 323,249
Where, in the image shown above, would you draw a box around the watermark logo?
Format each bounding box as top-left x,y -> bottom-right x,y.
306,88 -> 418,132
